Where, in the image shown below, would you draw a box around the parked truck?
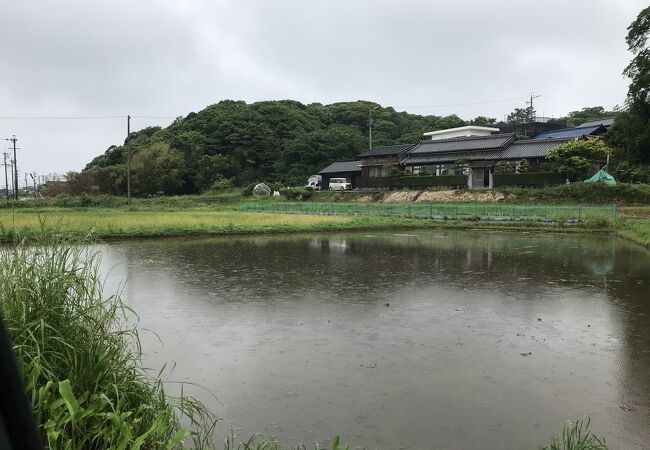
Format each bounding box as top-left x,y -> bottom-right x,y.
306,175 -> 322,191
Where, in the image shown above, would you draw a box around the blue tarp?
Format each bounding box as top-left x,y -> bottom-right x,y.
533,125 -> 604,140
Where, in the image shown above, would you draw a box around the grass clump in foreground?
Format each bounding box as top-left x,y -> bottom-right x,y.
0,239 -> 215,449
541,418 -> 607,450
222,419 -> 608,450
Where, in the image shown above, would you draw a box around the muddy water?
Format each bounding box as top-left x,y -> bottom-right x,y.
98,231 -> 650,449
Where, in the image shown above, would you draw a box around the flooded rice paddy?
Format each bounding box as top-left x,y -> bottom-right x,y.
98,231 -> 650,449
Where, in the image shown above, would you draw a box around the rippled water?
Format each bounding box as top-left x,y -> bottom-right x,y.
98,231 -> 650,449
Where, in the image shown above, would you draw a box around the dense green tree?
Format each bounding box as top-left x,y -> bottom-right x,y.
470,116 -> 497,126
507,106 -> 535,124
494,160 -> 510,174
131,142 -> 186,195
546,140 -> 612,181
565,106 -> 616,128
82,100 -> 470,196
607,6 -> 650,163
624,5 -> 650,116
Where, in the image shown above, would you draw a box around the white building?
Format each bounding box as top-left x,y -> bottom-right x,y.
423,126 -> 500,141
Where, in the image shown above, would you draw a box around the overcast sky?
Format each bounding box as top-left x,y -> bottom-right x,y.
0,0 -> 645,177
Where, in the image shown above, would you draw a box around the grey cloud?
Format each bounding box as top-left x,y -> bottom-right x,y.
0,0 -> 645,175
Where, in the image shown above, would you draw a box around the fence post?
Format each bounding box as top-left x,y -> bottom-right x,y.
578,205 -> 582,222
612,203 -> 617,219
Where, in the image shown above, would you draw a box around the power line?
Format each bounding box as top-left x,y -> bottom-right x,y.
0,114 -> 177,121
394,96 -> 529,109
130,115 -> 177,119
0,115 -> 126,120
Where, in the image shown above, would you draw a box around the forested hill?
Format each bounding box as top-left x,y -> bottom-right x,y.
79,100 -> 470,195
78,99 -> 615,196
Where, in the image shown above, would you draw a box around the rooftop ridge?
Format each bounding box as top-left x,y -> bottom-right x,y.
511,137 -> 572,144
535,125 -> 604,134
418,132 -> 516,145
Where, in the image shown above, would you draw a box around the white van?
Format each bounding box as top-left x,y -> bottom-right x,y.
328,178 -> 352,191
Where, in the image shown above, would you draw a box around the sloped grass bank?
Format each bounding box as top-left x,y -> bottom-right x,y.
0,241 -> 215,449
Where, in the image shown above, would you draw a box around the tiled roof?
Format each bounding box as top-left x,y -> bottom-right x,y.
578,118 -> 615,128
403,152 -> 493,165
409,133 -> 516,154
401,138 -> 571,165
501,138 -> 571,159
533,125 -> 605,140
358,143 -> 416,157
318,160 -> 361,174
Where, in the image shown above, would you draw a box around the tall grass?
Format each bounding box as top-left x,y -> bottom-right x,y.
0,239 -> 215,449
224,435 -> 353,450
541,418 -> 608,450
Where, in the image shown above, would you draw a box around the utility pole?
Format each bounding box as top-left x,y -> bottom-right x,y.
369,106 -> 378,150
9,160 -> 13,198
127,115 -> 131,205
29,172 -> 37,198
526,92 -> 541,119
4,136 -> 18,200
3,152 -> 8,200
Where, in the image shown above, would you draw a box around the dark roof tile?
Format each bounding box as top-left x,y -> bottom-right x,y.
401,138 -> 571,165
318,160 -> 361,174
359,143 -> 417,157
409,133 -> 516,154
578,117 -> 615,128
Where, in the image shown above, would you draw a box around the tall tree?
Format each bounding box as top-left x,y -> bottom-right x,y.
607,6 -> 650,163
624,5 -> 650,116
546,140 -> 612,181
507,106 -> 535,124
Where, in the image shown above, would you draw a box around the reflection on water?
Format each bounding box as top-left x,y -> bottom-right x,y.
98,231 -> 650,450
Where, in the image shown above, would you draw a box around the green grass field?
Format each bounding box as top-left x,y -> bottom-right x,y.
240,201 -> 617,222
0,201 -> 647,250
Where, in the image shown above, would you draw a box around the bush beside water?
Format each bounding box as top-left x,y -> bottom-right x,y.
0,241 -> 215,449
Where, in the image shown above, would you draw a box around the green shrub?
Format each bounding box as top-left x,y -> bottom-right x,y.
612,161 -> 650,183
494,161 -> 510,174
493,172 -> 565,187
210,178 -> 234,192
279,187 -> 314,200
516,159 -> 530,174
498,182 -> 650,204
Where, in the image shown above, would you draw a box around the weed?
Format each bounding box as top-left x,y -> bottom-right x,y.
0,240 -> 216,448
541,418 -> 608,450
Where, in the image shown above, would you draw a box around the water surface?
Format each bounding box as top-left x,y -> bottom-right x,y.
99,231 -> 650,449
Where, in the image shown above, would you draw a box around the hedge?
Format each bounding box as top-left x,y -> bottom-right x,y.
395,175 -> 467,188
492,172 -> 565,187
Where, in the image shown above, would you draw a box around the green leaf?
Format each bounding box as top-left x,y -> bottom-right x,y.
58,379 -> 80,419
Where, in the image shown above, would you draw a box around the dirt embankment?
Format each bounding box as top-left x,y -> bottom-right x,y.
322,190 -> 508,203
415,190 -> 506,203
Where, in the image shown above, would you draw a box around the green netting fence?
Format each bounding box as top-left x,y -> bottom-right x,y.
240,201 -> 617,222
